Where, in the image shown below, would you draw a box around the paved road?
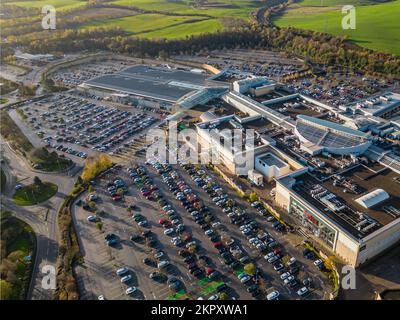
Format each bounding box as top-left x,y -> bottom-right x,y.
1,139 -> 80,300
8,109 -> 44,148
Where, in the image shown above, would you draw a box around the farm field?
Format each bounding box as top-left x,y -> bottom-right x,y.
81,13 -> 209,35
273,0 -> 400,55
134,18 -> 223,38
8,0 -> 261,39
7,0 -> 87,11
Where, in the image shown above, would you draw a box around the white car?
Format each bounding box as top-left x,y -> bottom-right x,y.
314,259 -> 323,267
171,237 -> 182,246
251,201 -> 259,207
98,295 -> 105,300
212,222 -> 221,228
280,272 -> 291,280
297,286 -> 309,296
158,260 -> 170,269
268,255 -> 279,264
266,291 -> 280,300
88,194 -> 98,201
121,275 -> 132,283
264,253 -> 275,260
116,267 -> 129,276
126,287 -> 137,295
239,275 -> 251,283
164,228 -> 174,236
284,276 -> 295,285
186,242 -> 197,249
288,257 -> 297,266
87,215 -> 98,222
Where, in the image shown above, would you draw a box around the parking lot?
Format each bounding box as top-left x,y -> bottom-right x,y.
15,94 -> 164,165
73,153 -> 331,300
51,59 -> 132,88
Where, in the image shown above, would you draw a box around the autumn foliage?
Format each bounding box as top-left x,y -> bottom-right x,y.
81,154 -> 112,181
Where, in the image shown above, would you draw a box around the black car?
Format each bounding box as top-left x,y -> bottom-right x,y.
143,258 -> 157,267
142,230 -> 152,237
216,284 -> 228,292
246,284 -> 259,293
148,239 -> 158,247
195,219 -> 205,225
130,234 -> 143,242
105,233 -> 117,241
192,269 -> 203,278
189,267 -> 199,274
198,255 -> 210,264
229,261 -> 240,270
290,266 -> 300,274
183,256 -> 194,263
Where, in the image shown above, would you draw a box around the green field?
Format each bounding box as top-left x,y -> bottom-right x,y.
273,0 -> 400,55
82,13 -> 209,34
134,18 -> 223,38
7,0 -> 87,11
76,0 -> 257,38
111,0 -> 259,16
13,182 -> 58,206
9,0 -> 259,38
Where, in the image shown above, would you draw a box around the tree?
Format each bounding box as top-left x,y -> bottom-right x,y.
88,201 -> 96,210
219,292 -> 229,300
33,176 -> 42,186
187,245 -> 197,254
244,263 -> 256,276
96,221 -> 103,231
81,154 -> 112,181
0,280 -> 15,299
88,185 -> 94,193
248,192 -> 258,203
226,198 -> 234,207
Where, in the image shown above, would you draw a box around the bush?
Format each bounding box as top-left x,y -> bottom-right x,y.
81,154 -> 112,182
248,192 -> 259,203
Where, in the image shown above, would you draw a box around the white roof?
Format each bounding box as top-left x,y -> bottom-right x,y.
355,189 -> 389,208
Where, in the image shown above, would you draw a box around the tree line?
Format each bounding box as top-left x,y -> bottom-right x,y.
3,23 -> 398,78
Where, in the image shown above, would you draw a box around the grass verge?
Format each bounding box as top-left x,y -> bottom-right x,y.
13,182 -> 58,206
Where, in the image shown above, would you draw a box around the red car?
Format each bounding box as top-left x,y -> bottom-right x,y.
273,248 -> 282,255
159,218 -> 169,225
213,241 -> 223,248
142,191 -> 152,197
206,267 -> 214,275
112,195 -> 122,201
